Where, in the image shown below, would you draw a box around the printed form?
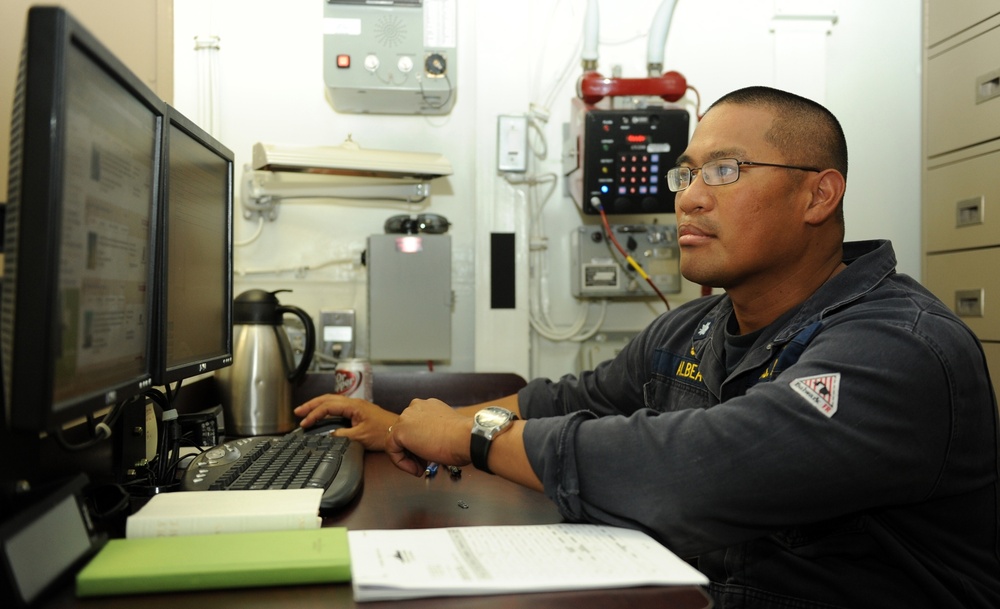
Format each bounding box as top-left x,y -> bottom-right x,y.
348,523 -> 708,602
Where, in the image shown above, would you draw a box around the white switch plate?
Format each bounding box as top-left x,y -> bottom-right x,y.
497,114 -> 528,173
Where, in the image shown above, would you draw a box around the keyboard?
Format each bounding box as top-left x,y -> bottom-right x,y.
179,423 -> 363,515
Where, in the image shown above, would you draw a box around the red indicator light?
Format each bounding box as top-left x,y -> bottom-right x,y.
626,134 -> 647,143
396,236 -> 423,253
337,54 -> 351,68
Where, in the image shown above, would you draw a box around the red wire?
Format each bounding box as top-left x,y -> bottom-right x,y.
597,206 -> 671,311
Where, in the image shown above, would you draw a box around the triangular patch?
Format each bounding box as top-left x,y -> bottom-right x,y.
790,373 -> 840,418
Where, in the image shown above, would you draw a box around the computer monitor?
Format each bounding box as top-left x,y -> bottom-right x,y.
152,108 -> 234,387
2,7 -> 163,434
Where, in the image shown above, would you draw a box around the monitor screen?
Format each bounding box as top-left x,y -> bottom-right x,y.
2,7 -> 162,433
153,109 -> 234,386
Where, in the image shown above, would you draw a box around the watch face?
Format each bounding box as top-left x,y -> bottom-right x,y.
475,407 -> 512,427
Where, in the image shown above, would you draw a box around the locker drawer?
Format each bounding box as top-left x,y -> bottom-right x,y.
924,143 -> 1000,252
927,0 -> 1000,47
926,20 -> 1000,156
924,248 -> 1000,340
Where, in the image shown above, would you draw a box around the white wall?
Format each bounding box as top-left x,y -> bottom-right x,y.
173,0 -> 921,382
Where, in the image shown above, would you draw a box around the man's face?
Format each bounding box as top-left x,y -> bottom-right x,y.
674,104 -> 815,293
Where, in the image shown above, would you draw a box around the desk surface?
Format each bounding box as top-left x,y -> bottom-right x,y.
45,447 -> 712,608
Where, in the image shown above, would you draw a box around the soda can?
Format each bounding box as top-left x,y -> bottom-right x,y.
333,358 -> 373,401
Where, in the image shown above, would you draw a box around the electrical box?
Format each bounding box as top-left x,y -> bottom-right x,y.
571,224 -> 681,298
367,233 -> 452,361
564,98 -> 689,215
319,309 -> 356,362
323,0 -> 457,115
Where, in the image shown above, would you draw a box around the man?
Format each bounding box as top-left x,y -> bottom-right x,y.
297,86 -> 1000,608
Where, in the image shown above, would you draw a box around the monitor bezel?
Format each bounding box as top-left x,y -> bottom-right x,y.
2,7 -> 163,433
152,107 -> 235,387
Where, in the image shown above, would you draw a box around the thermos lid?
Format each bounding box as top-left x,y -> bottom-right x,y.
233,289 -> 288,324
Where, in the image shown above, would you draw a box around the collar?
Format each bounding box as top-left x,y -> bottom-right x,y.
691,239 -> 897,352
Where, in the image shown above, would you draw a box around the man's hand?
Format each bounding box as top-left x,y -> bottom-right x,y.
294,394 -> 399,451
384,399 -> 474,477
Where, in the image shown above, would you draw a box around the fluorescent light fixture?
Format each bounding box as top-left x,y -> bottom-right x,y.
241,136 -> 452,221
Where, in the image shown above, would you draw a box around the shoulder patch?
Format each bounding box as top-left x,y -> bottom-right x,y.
789,373 -> 840,418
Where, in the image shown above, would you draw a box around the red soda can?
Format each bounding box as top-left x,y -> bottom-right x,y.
333,358 -> 373,401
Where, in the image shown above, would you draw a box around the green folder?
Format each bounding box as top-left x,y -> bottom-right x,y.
76,527 -> 351,597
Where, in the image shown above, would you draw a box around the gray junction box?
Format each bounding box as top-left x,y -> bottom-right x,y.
367,233 -> 452,361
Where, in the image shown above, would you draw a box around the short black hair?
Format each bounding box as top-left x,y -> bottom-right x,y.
708,86 -> 848,181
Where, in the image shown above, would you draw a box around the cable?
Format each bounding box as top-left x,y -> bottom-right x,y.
85,482 -> 131,521
418,72 -> 453,110
687,84 -> 704,120
51,393 -> 139,451
234,254 -> 357,278
533,0 -> 585,115
512,170 -> 607,343
511,173 -> 604,345
530,298 -> 608,342
234,215 -> 265,247
596,204 -> 671,311
153,409 -> 181,486
163,380 -> 183,406
52,421 -> 111,451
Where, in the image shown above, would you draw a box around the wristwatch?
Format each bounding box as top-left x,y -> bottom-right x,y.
470,406 -> 518,474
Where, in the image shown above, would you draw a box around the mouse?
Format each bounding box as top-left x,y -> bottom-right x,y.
300,416 -> 351,435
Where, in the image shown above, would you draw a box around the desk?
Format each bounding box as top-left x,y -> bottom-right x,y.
42,451 -> 712,608
40,372 -> 712,608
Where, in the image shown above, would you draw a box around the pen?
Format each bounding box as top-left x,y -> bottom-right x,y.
424,462 -> 439,477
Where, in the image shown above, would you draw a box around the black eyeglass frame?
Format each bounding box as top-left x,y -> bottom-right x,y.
666,158 -> 822,192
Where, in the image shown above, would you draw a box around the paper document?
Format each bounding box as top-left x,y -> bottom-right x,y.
126,488 -> 323,538
348,523 -> 708,602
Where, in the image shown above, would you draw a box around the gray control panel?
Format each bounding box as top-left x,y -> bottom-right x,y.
570,224 -> 680,298
323,0 -> 457,115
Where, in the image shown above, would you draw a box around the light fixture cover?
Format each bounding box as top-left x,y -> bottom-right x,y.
252,137 -> 452,180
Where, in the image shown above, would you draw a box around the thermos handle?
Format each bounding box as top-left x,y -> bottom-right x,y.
277,304 -> 316,383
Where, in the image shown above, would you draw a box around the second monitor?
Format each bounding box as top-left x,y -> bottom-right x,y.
153,108 -> 234,387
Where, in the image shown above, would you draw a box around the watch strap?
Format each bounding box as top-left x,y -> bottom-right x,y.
470,431 -> 493,474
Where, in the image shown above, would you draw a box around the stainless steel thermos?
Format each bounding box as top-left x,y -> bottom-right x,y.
216,289 -> 315,436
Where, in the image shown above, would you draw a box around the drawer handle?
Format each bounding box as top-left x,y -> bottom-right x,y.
956,289 -> 984,317
956,196 -> 984,227
977,69 -> 1000,104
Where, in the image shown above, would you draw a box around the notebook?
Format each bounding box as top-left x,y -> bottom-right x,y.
76,527 -> 350,597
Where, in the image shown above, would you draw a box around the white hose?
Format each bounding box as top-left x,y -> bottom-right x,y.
647,0 -> 678,72
582,0 -> 599,64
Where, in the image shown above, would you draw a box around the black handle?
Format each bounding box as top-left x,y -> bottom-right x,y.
278,304 -> 315,383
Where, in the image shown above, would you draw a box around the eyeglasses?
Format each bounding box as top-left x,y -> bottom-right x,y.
384,213 -> 451,235
666,158 -> 822,192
